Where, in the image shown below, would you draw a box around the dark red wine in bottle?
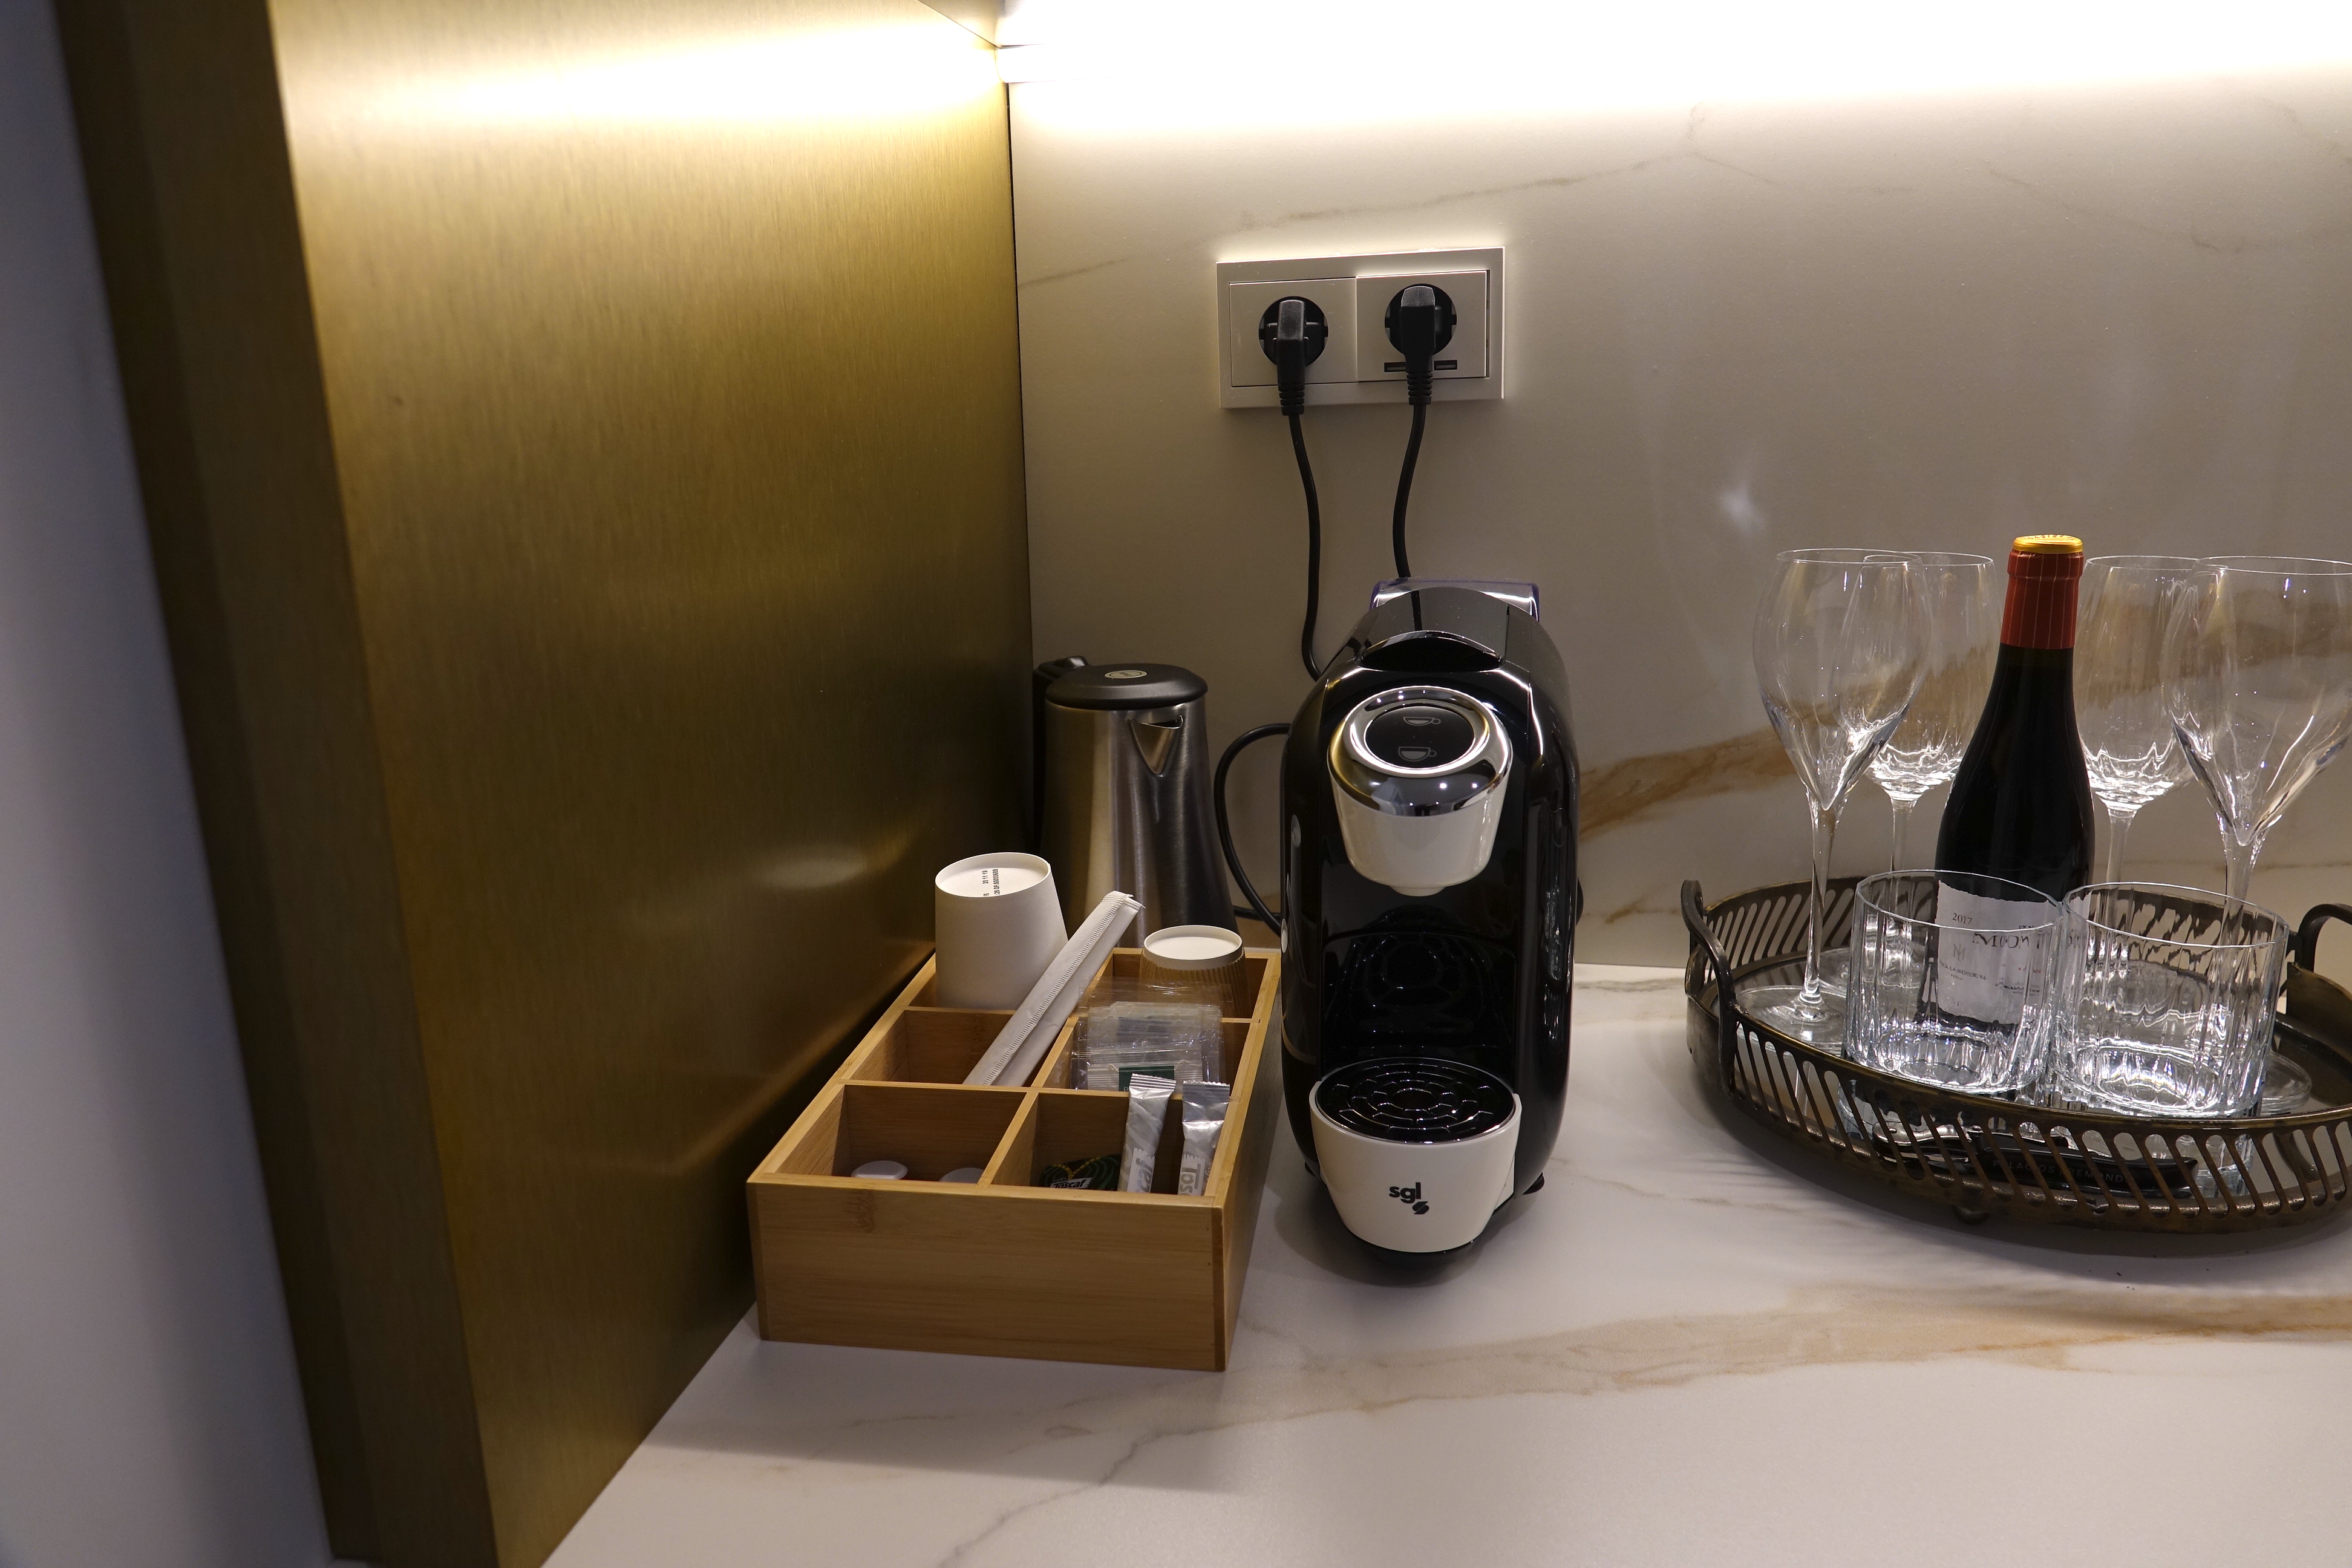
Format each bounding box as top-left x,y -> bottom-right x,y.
1934,535 -> 2096,902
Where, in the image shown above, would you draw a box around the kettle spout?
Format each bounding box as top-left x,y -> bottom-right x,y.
1126,709 -> 1182,775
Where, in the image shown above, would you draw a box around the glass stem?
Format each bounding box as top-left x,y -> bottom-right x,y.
1887,794 -> 1918,873
2223,835 -> 2255,907
2100,802 -> 2138,887
2221,828 -> 2267,950
1798,798 -> 1837,1010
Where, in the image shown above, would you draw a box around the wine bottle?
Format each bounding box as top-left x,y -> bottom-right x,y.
1935,535 -> 2096,899
1931,536 -> 2095,1023
1919,536 -> 2088,1030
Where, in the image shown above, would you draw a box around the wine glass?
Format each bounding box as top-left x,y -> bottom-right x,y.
2163,555 -> 2352,1112
1743,551 -> 1924,1047
2078,555 -> 2203,884
1864,553 -> 1994,870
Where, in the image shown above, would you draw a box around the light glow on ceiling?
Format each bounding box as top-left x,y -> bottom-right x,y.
999,0 -> 2352,128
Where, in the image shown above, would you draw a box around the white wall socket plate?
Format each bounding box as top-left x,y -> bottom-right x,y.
1215,247 -> 1502,409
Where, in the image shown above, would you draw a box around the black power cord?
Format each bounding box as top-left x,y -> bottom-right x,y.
1286,416 -> 1322,679
1392,404 -> 1425,579
1383,284 -> 1457,579
1259,297 -> 1328,678
1214,722 -> 1290,933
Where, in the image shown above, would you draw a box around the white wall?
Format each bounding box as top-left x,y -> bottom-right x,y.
0,2 -> 331,1564
1008,6 -> 2352,962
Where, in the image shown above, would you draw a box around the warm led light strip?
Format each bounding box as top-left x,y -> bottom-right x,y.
998,0 -> 2352,122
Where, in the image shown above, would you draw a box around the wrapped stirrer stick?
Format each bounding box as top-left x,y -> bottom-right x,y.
963,890 -> 1142,1088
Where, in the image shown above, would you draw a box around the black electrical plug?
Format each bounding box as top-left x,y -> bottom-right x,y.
1258,296 -> 1328,676
1383,284 -> 1457,407
1258,296 -> 1327,417
1382,284 -> 1455,578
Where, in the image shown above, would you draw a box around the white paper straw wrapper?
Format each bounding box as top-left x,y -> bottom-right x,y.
964,890 -> 1143,1088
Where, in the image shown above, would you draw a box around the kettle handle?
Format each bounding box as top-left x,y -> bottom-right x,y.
1029,656 -> 1087,850
1214,724 -> 1290,935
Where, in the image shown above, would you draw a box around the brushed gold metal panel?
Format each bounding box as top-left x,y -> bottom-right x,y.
60,0 -> 1025,1554
265,0 -> 1028,1561
51,0 -> 498,1560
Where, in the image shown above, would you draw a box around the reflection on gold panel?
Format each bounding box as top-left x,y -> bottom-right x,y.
265,0 -> 1027,1561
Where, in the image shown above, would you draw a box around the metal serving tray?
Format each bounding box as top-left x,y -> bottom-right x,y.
1684,878 -> 2352,1233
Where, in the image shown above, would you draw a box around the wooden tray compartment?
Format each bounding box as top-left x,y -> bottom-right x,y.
748,946 -> 1281,1370
840,1007 -> 1014,1085
769,1082 -> 1026,1180
1036,1018 -> 1252,1091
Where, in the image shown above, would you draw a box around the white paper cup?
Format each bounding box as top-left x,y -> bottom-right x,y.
933,852 -> 1067,1010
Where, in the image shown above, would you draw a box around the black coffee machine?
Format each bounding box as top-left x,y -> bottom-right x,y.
1278,580 -> 1578,1256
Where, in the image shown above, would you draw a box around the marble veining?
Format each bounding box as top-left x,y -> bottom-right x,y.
1577,727 -> 1792,837
1013,63 -> 2352,965
547,967 -> 2352,1567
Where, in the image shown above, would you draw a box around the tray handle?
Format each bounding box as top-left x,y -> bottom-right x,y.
1681,878 -> 1740,1074
2293,904 -> 2352,972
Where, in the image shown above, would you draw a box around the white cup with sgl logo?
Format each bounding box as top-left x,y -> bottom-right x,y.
1309,1059 -> 1521,1253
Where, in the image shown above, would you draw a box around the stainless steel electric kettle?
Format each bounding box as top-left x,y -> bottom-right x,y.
1036,660 -> 1233,942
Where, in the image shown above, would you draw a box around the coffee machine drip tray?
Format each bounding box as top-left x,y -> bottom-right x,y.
1316,1059 -> 1516,1145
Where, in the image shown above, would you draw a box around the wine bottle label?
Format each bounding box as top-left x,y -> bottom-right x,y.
1930,882 -> 2051,1025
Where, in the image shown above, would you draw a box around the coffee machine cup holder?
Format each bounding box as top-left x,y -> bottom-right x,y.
1309,1059 -> 1521,1253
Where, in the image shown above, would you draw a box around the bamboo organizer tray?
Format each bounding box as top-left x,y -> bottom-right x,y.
748,947 -> 1281,1370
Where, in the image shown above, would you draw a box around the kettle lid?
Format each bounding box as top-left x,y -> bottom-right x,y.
1046,662 -> 1206,710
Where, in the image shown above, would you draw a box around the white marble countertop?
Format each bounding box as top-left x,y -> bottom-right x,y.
550,965 -> 2352,1567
